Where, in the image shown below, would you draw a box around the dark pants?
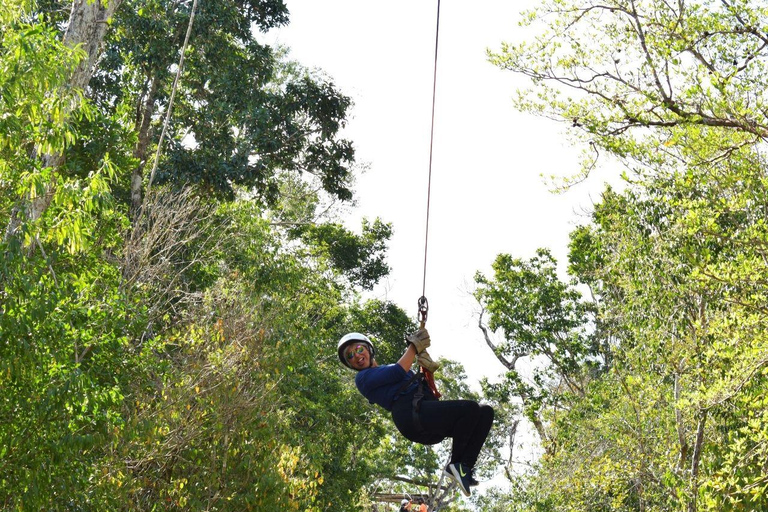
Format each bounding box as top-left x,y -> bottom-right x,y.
391,392 -> 494,468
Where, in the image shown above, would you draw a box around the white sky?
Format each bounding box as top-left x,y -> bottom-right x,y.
266,0 -> 618,388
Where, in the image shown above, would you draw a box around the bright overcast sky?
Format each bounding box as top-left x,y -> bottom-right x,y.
266,1 -> 615,387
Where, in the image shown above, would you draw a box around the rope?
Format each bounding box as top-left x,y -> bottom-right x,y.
421,0 -> 441,300
147,0 -> 199,193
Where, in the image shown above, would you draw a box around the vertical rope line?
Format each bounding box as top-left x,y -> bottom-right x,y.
147,0 -> 199,194
422,0 -> 440,299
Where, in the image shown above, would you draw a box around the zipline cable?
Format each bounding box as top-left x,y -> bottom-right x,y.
419,0 -> 441,326
147,0 -> 199,193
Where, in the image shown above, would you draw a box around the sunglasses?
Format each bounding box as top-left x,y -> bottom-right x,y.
345,344 -> 367,361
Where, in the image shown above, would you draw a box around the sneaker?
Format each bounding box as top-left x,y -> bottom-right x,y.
443,465 -> 480,486
445,462 -> 472,497
444,465 -> 480,486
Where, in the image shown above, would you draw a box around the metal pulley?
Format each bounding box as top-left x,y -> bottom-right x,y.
417,295 -> 429,327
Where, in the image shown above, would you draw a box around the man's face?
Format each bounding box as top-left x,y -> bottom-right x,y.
344,343 -> 371,370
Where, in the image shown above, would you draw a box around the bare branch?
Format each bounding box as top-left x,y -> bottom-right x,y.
478,308 -> 518,370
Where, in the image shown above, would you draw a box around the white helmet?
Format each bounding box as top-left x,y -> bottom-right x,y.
337,332 -> 375,370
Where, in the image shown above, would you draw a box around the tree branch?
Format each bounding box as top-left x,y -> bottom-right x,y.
478,308 -> 518,370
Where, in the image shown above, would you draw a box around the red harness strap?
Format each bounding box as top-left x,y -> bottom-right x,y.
423,369 -> 441,399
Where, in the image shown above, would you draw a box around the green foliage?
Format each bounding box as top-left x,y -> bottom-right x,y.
1,8 -> 137,505
702,378 -> 768,511
0,5 -> 88,219
0,251 -> 138,509
87,0 -> 355,207
474,248 -> 596,460
517,168 -> 768,510
0,2 -> 410,510
484,2 -> 768,510
0,173 -> 137,510
0,1 -> 503,510
491,0 -> 768,186
301,218 -> 393,291
476,249 -> 592,372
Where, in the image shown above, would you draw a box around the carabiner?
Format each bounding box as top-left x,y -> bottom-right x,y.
417,295 -> 429,327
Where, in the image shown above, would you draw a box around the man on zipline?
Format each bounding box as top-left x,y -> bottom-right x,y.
337,329 -> 494,497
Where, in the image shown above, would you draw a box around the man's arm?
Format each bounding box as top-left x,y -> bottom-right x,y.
397,343 -> 417,372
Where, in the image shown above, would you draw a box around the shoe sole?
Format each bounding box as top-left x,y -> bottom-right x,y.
447,465 -> 471,497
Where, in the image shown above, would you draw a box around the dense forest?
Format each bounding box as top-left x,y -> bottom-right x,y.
1,0 -> 768,511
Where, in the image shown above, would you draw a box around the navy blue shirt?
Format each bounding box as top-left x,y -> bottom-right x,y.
355,364 -> 418,411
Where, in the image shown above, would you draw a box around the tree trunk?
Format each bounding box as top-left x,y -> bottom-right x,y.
4,0 -> 124,243
131,75 -> 160,215
64,0 -> 123,87
674,373 -> 689,470
37,0 -> 125,220
687,411 -> 707,512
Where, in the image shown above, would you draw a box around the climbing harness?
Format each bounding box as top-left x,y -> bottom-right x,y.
395,366 -> 442,444
410,299 -> 441,437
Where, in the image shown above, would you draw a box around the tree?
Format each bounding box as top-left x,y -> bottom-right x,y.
0,2 -> 372,509
1,5 -> 137,506
484,1 -> 768,510
4,0 -> 124,239
87,0 -> 355,214
301,218 -> 393,291
474,249 -> 596,454
490,0 -> 768,186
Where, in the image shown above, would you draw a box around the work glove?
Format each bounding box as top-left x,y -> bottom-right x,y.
417,349 -> 440,373
405,327 -> 430,354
